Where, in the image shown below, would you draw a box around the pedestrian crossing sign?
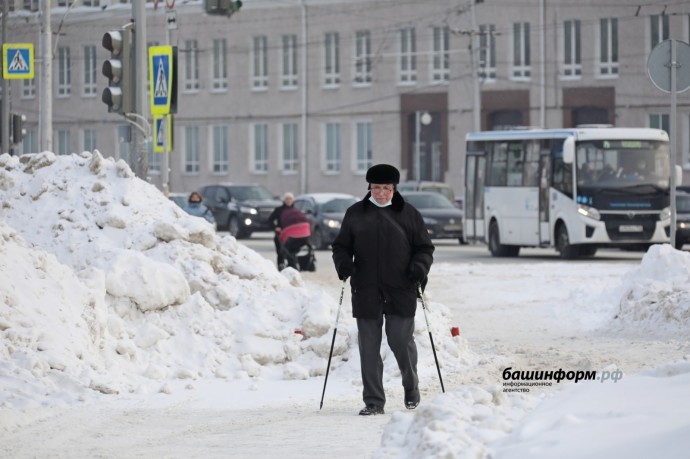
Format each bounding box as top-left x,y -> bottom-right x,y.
153,114 -> 173,153
2,43 -> 34,79
148,46 -> 174,116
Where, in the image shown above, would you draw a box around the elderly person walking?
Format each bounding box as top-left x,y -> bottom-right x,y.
332,164 -> 434,416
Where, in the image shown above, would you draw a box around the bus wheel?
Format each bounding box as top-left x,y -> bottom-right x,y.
488,221 -> 519,257
556,224 -> 578,259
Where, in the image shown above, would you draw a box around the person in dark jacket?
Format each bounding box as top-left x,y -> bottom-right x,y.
332,164 -> 434,416
268,192 -> 295,269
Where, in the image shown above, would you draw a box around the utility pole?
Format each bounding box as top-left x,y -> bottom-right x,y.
1,0 -> 9,154
40,0 -> 53,153
133,0 -> 148,180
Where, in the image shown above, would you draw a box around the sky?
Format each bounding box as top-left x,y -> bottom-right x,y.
1,150 -> 689,458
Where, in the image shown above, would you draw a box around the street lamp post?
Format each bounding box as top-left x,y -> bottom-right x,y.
415,111 -> 432,181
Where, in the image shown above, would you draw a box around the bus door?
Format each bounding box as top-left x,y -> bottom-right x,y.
538,153 -> 551,244
464,153 -> 486,241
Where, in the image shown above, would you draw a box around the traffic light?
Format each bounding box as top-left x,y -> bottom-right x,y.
10,113 -> 27,145
102,26 -> 134,114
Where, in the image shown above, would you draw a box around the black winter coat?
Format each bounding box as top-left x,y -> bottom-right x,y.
332,191 -> 434,319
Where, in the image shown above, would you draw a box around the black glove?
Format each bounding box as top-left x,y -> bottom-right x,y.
338,262 -> 355,281
407,263 -> 425,284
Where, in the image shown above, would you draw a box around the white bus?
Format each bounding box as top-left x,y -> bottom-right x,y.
464,127 -> 679,258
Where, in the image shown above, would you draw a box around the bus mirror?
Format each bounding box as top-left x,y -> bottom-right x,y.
676,165 -> 683,186
563,136 -> 575,164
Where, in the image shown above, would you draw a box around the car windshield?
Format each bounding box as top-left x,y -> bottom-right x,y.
319,197 -> 357,213
230,185 -> 274,201
404,193 -> 456,209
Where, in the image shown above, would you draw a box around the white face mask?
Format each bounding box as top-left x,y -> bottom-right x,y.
368,195 -> 392,207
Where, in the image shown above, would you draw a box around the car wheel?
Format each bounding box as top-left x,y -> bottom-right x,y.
556,223 -> 578,259
488,221 -> 519,257
311,227 -> 326,250
228,216 -> 241,238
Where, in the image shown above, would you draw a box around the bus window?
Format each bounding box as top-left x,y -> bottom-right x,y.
523,140 -> 540,186
552,142 -> 572,198
488,143 -> 508,186
506,142 -> 524,186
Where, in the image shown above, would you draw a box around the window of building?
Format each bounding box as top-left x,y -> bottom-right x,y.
22,78 -> 36,99
650,113 -> 670,136
324,32 -> 340,87
399,27 -> 417,84
511,22 -> 531,80
432,26 -> 449,84
147,140 -> 160,174
562,19 -> 581,78
355,121 -> 372,172
184,126 -> 200,173
282,123 -> 298,173
212,125 -> 229,173
479,24 -> 496,81
599,17 -> 618,77
353,30 -> 372,86
57,46 -> 71,96
117,125 -> 132,166
57,129 -> 71,155
212,38 -> 228,91
324,122 -> 341,173
22,0 -> 39,11
22,129 -> 37,154
281,35 -> 298,89
650,14 -> 669,51
83,45 -> 98,96
184,39 -> 200,92
252,123 -> 269,173
83,129 -> 97,152
252,35 -> 268,90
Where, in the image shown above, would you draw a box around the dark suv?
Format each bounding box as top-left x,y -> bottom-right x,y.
200,184 -> 281,238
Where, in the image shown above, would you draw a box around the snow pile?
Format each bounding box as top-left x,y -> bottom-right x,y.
0,151 -> 464,408
375,386 -> 538,458
491,359 -> 690,458
612,244 -> 690,333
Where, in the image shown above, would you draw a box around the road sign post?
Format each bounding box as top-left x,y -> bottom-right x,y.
647,39 -> 690,248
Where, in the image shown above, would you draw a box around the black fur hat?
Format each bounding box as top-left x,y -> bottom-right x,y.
366,164 -> 400,184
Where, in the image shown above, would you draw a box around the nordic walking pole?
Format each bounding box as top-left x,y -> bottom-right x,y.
320,279 -> 346,410
419,284 -> 445,393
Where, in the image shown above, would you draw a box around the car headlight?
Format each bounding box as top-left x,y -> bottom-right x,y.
423,217 -> 438,225
660,206 -> 671,221
240,206 -> 258,215
577,204 -> 600,221
324,218 -> 341,229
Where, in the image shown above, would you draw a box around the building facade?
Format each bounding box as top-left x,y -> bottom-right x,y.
3,0 -> 690,198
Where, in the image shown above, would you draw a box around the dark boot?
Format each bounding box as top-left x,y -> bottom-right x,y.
358,405 -> 385,416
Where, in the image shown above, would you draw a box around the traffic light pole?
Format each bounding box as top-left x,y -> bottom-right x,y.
1,0 -> 9,154
132,0 -> 148,180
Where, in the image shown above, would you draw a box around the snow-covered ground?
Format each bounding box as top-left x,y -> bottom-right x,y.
1,151 -> 689,458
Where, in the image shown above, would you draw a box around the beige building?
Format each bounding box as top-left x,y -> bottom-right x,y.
3,0 -> 690,197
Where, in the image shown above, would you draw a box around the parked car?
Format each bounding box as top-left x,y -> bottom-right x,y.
675,189 -> 690,249
168,192 -> 217,228
293,193 -> 358,249
400,191 -> 464,243
199,184 -> 281,238
397,181 -> 460,208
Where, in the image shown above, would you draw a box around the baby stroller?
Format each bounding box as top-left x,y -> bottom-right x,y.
281,238 -> 316,272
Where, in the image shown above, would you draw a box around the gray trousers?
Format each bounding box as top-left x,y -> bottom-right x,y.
356,314 -> 418,408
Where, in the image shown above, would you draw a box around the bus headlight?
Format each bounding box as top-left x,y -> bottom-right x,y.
660,206 -> 671,221
577,204 -> 601,221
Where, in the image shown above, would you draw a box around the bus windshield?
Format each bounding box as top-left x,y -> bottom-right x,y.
575,139 -> 670,189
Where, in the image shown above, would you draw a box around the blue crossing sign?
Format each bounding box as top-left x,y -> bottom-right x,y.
153,114 -> 173,153
2,43 -> 34,79
148,46 -> 174,116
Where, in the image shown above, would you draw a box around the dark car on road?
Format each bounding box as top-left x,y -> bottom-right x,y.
675,189 -> 690,249
293,193 -> 358,249
200,184 -> 281,238
400,191 -> 464,243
